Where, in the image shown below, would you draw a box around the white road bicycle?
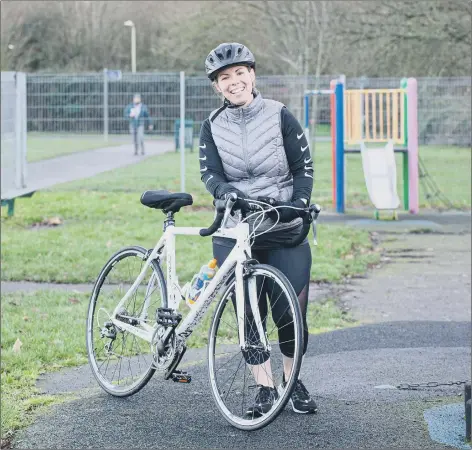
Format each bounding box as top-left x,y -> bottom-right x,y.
86,190 -> 320,431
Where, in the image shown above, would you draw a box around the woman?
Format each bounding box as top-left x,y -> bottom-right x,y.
199,43 -> 317,416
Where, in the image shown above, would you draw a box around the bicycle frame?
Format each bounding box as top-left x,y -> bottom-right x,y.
108,220 -> 269,351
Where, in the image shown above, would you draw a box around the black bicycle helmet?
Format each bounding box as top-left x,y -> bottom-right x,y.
205,43 -> 255,81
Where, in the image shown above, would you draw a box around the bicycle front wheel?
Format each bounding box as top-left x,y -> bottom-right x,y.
86,246 -> 167,397
208,264 -> 303,431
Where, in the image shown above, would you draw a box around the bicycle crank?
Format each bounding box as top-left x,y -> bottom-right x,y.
164,338 -> 187,381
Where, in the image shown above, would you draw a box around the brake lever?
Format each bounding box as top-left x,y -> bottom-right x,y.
222,192 -> 237,228
309,204 -> 321,246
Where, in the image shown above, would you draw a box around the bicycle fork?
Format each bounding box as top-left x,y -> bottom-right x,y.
235,261 -> 270,353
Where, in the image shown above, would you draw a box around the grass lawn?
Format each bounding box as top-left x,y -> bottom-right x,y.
343,145 -> 471,211
2,142 -> 386,284
1,291 -> 89,443
27,133 -> 127,162
26,133 -> 173,162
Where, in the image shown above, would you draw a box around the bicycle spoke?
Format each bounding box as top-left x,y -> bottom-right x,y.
215,350 -> 245,374
222,355 -> 246,402
242,362 -> 248,417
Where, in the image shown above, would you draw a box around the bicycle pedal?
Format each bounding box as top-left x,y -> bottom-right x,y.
171,370 -> 191,383
157,307 -> 182,327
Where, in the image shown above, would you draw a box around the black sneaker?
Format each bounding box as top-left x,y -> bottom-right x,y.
246,385 -> 279,417
289,379 -> 318,414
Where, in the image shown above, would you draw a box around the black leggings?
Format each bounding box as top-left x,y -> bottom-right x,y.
213,241 -> 311,364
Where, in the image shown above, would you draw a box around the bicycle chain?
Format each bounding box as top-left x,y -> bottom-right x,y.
396,380 -> 470,390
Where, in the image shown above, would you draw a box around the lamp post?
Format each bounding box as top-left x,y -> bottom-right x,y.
124,20 -> 136,72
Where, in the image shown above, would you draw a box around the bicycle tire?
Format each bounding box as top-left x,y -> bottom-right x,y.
207,263 -> 303,431
86,246 -> 167,397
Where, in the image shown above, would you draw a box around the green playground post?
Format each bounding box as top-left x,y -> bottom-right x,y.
401,78 -> 409,211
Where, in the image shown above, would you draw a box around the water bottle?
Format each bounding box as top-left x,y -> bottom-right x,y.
187,258 -> 218,305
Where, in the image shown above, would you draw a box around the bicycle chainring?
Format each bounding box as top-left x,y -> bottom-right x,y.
151,325 -> 176,370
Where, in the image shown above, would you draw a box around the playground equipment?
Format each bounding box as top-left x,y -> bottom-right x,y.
360,140 -> 400,219
304,78 -> 419,215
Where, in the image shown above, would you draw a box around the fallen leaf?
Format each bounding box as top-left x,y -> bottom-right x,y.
12,338 -> 22,353
68,298 -> 80,304
45,217 -> 62,226
23,316 -> 29,321
106,240 -> 112,248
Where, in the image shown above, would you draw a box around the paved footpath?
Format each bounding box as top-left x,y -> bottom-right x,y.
8,214 -> 472,449
1,139 -> 174,199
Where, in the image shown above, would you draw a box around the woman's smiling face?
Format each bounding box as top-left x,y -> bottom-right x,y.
215,65 -> 255,107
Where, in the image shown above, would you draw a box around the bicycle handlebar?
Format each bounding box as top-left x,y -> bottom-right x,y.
199,198 -> 228,237
199,194 -> 321,247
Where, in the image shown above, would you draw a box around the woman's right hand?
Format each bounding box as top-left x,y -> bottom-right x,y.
220,191 -> 251,216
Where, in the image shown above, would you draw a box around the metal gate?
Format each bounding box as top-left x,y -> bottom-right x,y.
1,72 -> 27,197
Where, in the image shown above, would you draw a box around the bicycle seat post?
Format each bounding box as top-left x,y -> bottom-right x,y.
163,211 -> 175,231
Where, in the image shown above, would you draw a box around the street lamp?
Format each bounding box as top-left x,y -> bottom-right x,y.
124,20 -> 136,73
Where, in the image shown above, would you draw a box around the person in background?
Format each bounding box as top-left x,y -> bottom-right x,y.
124,93 -> 153,155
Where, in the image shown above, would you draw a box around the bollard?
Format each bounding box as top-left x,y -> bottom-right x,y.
466,383 -> 471,442
466,399 -> 471,442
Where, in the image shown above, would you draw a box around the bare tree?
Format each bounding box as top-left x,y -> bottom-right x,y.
1,0 -> 469,77
336,0 -> 472,76
238,1 -> 335,77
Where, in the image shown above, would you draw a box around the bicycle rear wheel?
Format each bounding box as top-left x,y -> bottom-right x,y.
208,264 -> 303,431
86,246 -> 167,397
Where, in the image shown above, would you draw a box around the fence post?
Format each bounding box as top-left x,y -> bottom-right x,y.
400,78 -> 409,211
304,94 -> 310,143
335,82 -> 345,213
103,69 -> 108,142
465,383 -> 471,442
15,72 -> 27,188
407,78 -> 419,214
360,76 -> 368,140
330,80 -> 337,210
180,71 -> 186,193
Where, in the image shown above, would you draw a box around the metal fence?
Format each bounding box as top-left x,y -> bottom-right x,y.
1,72 -> 27,197
25,72 -> 472,146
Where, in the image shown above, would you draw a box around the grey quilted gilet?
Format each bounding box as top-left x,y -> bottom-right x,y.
210,93 -> 301,233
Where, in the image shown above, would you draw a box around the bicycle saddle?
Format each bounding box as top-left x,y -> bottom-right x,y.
140,190 -> 193,213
